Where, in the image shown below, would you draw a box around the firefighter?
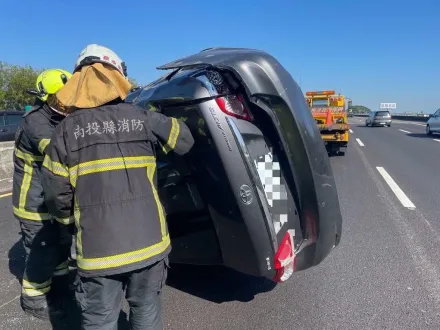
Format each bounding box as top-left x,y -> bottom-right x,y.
41,44 -> 194,330
12,69 -> 73,320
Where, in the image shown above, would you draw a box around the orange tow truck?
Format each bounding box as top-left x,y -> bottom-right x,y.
305,90 -> 350,155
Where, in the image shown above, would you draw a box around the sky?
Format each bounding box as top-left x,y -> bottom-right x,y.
0,0 -> 438,113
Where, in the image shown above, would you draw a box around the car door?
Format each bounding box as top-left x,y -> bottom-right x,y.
3,112 -> 24,141
432,110 -> 440,131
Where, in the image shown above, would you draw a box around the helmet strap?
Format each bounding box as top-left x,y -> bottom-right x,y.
49,105 -> 67,117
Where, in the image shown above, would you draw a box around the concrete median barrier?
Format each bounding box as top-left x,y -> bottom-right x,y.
353,114 -> 431,122
0,142 -> 14,193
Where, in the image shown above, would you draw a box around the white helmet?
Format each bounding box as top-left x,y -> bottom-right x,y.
74,44 -> 127,78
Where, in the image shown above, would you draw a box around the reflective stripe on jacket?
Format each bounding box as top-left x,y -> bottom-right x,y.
12,105 -> 65,221
42,103 -> 194,277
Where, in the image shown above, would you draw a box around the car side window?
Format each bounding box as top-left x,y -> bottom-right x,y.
435,110 -> 440,117
5,113 -> 23,125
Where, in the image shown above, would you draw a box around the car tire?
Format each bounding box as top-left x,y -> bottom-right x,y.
426,125 -> 432,136
387,124 -> 391,127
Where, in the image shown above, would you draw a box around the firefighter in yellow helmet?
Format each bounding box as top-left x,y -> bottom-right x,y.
41,44 -> 194,329
12,69 -> 73,320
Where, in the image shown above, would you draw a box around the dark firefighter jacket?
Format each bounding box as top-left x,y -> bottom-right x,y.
41,103 -> 195,277
12,104 -> 65,221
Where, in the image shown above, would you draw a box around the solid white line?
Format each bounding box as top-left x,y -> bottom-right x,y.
0,192 -> 11,198
376,167 -> 416,209
349,129 -> 354,133
434,139 -> 440,143
399,129 -> 411,134
356,138 -> 364,146
0,295 -> 19,310
392,120 -> 426,126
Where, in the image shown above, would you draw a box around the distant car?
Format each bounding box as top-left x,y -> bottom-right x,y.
426,109 -> 440,135
365,110 -> 392,127
0,111 -> 25,141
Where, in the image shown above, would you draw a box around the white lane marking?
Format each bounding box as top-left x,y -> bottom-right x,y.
349,129 -> 354,133
392,120 -> 427,126
0,192 -> 11,198
356,138 -> 365,146
0,295 -> 19,310
434,139 -> 440,143
356,147 -> 440,306
376,167 -> 416,209
399,129 -> 411,134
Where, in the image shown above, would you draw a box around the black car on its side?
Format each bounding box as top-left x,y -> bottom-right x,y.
127,47 -> 343,283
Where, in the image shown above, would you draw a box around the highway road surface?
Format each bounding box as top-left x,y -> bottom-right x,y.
1,118 -> 440,329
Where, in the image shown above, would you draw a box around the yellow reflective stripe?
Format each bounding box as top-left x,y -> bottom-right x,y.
14,148 -> 44,163
43,155 -> 69,178
146,163 -> 167,238
77,235 -> 170,271
69,156 -> 155,187
22,286 -> 51,297
54,216 -> 74,225
22,279 -> 51,296
22,279 -> 51,289
74,197 -> 83,258
55,260 -> 69,271
38,138 -> 51,154
13,206 -> 52,221
15,148 -> 45,218
53,268 -> 69,276
162,118 -> 180,154
19,164 -> 32,210
53,260 -> 69,276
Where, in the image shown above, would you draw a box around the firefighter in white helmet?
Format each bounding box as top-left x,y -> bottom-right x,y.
12,69 -> 73,320
41,44 -> 194,329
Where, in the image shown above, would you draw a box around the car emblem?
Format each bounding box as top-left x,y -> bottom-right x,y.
239,185 -> 253,205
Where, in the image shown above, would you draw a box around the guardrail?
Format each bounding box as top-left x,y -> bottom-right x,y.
0,142 -> 14,193
352,114 -> 431,123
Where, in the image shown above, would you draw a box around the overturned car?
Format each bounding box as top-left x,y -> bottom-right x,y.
126,47 -> 343,283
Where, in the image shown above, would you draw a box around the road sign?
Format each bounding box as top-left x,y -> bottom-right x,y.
380,103 -> 396,109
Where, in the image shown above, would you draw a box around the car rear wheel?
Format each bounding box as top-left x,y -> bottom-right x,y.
426,125 -> 432,135
387,124 -> 391,127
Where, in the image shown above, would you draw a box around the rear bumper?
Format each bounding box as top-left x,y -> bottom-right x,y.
372,119 -> 392,126
320,131 -> 349,142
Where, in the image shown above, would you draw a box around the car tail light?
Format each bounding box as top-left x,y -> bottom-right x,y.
273,230 -> 296,283
215,95 -> 251,121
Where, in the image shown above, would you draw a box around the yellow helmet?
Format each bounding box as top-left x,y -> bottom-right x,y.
35,69 -> 72,102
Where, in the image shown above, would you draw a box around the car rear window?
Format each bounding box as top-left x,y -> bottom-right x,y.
376,111 -> 390,116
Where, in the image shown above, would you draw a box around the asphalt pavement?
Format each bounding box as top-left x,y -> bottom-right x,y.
1,118 -> 440,329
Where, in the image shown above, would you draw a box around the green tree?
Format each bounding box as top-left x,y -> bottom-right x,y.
128,77 -> 139,88
348,105 -> 371,114
0,61 -> 42,110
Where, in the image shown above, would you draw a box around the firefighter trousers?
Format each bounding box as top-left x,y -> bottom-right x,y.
18,218 -> 72,310
75,258 -> 169,330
